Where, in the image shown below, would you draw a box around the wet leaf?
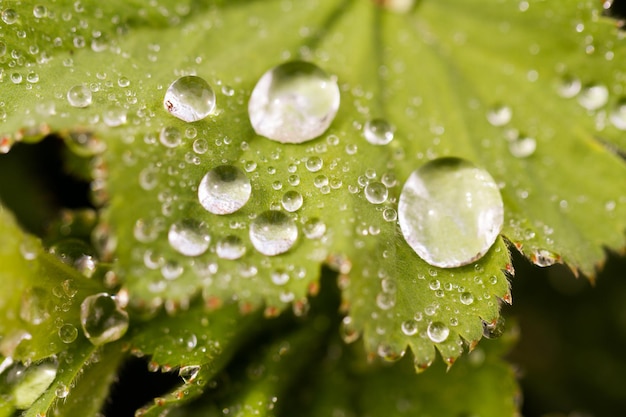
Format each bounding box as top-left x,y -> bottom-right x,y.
127,303 -> 263,416
0,205 -> 104,362
1,0 -> 625,371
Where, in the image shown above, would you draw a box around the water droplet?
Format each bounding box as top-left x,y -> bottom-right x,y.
363,118 -> 395,145
303,218 -> 326,239
482,317 -> 505,339
179,365 -> 200,384
398,157 -> 503,268
249,211 -> 298,256
67,85 -> 92,108
508,136 -> 536,158
80,293 -> 129,346
427,321 -> 450,343
486,104 -> 512,126
459,291 -> 474,305
19,235 -> 41,260
557,76 -> 581,98
198,165 -> 251,215
401,319 -> 419,336
161,260 -> 184,280
164,76 -> 216,122
383,208 -> 397,222
168,219 -> 210,256
271,269 -> 290,285
58,324 -> 78,343
1,8 -> 18,24
216,235 -> 246,260
364,181 -> 388,204
193,138 -> 208,154
577,84 -> 609,110
159,126 -> 182,148
305,156 -> 323,172
340,316 -> 360,343
531,248 -> 561,267
33,5 -> 47,18
248,61 -> 340,143
55,382 -> 70,399
281,190 -> 303,212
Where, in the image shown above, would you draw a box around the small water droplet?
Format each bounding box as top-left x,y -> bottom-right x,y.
216,235 -> 246,260
248,61 -> 340,143
508,136 -> 536,158
198,165 -> 251,215
427,321 -> 449,343
610,99 -> 626,130
168,219 -> 210,256
382,208 -> 397,222
271,269 -> 290,285
303,218 -> 326,239
281,190 -> 303,212
58,324 -> 78,343
1,8 -> 18,24
67,84 -> 92,108
193,138 -> 208,154
363,118 -> 395,145
364,181 -> 388,204
164,76 -> 216,122
398,157 -> 503,268
401,319 -> 419,336
80,293 -> 129,346
33,5 -> 47,18
486,104 -> 512,126
459,291 -> 474,305
577,84 -> 609,110
161,260 -> 184,280
55,382 -> 70,399
531,248 -> 561,267
179,365 -> 200,384
340,316 -> 360,343
249,211 -> 298,256
557,76 -> 581,98
305,156 -> 323,172
159,126 -> 182,148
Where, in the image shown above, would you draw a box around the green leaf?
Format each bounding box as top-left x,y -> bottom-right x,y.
128,302 -> 264,416
2,0 -> 625,370
0,204 -> 104,362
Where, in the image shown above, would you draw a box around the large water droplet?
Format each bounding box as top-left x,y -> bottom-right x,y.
398,157 -> 503,268
168,219 -> 210,256
363,118 -> 395,145
198,165 -> 251,215
164,76 -> 216,122
249,211 -> 298,256
427,321 -> 450,343
67,85 -> 92,108
80,293 -> 129,346
248,61 -> 340,143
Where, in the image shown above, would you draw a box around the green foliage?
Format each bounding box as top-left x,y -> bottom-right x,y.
1,0 -> 625,416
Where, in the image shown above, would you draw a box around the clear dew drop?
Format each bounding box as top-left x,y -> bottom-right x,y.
281,190 -> 303,212
159,126 -> 182,148
401,319 -> 419,336
508,136 -> 536,158
303,218 -> 326,239
216,235 -> 246,260
179,365 -> 201,384
486,104 -> 512,126
168,219 -> 210,256
80,293 -> 129,346
248,61 -> 340,143
249,211 -> 298,256
364,181 -> 388,204
459,291 -> 474,305
198,165 -> 251,215
557,76 -> 581,98
398,157 -> 503,268
305,156 -> 323,172
164,75 -> 216,122
577,84 -> 609,110
1,8 -> 18,24
363,118 -> 395,145
55,382 -> 70,399
58,324 -> 78,344
426,321 -> 450,343
67,84 -> 92,108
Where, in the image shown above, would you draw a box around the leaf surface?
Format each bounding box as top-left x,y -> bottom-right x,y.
1,0 -> 625,369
